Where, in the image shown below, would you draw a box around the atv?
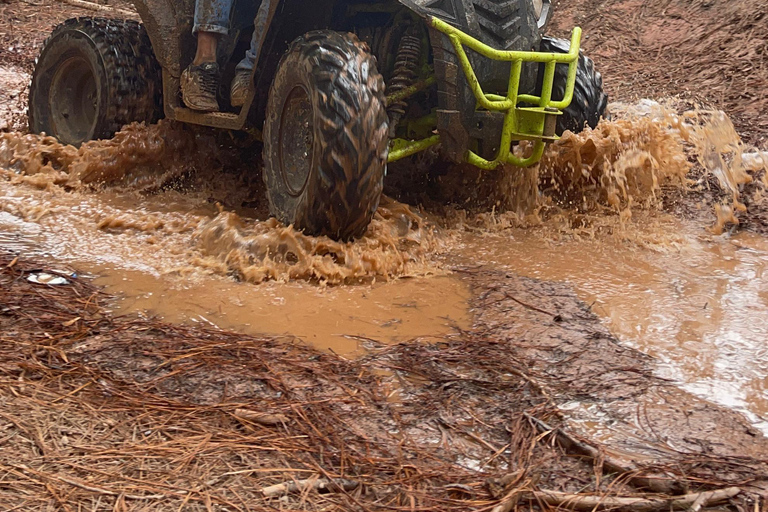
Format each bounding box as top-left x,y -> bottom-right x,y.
28,0 -> 607,240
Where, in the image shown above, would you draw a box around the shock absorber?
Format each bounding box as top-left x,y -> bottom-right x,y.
386,29 -> 422,137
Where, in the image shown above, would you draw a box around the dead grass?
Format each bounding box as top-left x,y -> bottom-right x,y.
0,0 -> 137,71
0,252 -> 580,510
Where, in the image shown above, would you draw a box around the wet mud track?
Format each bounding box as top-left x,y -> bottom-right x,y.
2,0 -> 768,509
2,252 -> 766,510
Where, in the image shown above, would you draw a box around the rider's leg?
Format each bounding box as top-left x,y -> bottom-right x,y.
193,32 -> 219,65
182,0 -> 234,111
229,24 -> 259,107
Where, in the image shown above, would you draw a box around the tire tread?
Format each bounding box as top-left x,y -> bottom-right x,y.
263,31 -> 388,240
541,35 -> 608,135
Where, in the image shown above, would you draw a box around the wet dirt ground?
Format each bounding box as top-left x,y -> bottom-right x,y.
2,0 -> 768,509
5,251 -> 767,510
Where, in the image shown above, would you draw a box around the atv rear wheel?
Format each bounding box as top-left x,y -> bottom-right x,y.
540,36 -> 608,135
262,31 -> 388,241
29,18 -> 162,146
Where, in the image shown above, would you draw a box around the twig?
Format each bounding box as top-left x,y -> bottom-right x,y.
56,475 -> 167,500
233,408 -> 288,426
688,491 -> 708,512
60,0 -> 136,16
205,468 -> 315,487
261,477 -> 359,497
503,292 -> 557,317
524,414 -> 682,494
529,487 -> 741,511
490,475 -> 534,512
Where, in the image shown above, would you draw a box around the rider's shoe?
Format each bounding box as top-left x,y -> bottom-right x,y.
181,62 -> 220,112
230,69 -> 251,108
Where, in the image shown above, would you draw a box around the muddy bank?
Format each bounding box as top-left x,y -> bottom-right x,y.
1,252 -> 766,510
550,0 -> 768,148
454,225 -> 768,434
463,267 -> 768,463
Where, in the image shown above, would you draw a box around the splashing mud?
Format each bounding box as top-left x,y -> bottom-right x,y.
194,200 -> 442,284
427,100 -> 693,237
0,102 -> 754,283
0,101 -> 724,282
680,110 -> 765,234
539,103 -> 689,214
0,122 -> 442,284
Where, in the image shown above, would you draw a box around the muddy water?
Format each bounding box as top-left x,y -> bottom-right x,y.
0,123 -> 470,353
0,180 -> 469,355
98,271 -> 470,352
1,102 -> 768,432
0,205 -> 470,353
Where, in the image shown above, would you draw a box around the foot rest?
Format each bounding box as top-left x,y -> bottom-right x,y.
173,108 -> 244,130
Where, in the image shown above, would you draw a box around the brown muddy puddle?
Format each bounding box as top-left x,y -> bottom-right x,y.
1,101 -> 768,435
96,269 -> 471,354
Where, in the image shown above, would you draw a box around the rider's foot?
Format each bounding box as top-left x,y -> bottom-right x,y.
181,62 -> 220,112
230,69 -> 251,108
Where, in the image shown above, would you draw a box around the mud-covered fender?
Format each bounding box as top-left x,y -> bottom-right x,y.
133,0 -> 189,76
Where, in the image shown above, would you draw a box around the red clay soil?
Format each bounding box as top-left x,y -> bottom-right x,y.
549,0 -> 768,148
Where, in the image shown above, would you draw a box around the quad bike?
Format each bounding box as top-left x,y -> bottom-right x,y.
28,0 -> 607,240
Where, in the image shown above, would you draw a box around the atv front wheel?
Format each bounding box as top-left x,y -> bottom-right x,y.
262,31 -> 389,241
29,18 -> 162,146
540,36 -> 608,135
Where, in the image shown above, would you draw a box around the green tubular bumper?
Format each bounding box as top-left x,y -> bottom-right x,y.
387,18 -> 582,169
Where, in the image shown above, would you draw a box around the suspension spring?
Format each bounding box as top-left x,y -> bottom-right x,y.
386,30 -> 422,137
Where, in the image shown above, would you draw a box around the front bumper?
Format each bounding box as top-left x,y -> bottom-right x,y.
388,18 -> 582,169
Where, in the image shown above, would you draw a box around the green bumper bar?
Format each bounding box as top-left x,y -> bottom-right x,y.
388,19 -> 582,169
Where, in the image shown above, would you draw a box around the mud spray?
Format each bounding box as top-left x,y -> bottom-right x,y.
1,101 -> 767,431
